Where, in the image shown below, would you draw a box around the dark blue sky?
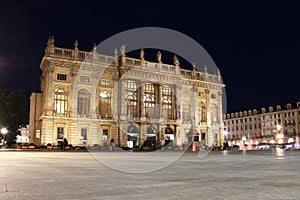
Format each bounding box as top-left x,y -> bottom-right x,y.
0,0 -> 299,113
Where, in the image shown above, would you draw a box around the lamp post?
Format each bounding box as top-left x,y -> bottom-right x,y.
1,128 -> 8,148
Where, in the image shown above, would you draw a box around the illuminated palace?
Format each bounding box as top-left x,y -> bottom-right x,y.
29,37 -> 225,148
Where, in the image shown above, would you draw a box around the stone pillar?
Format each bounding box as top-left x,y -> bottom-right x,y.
46,67 -> 54,116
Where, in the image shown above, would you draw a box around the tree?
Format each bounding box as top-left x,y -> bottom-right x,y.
0,88 -> 28,146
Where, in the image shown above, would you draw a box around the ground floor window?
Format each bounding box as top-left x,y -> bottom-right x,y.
103,129 -> 108,141
81,128 -> 87,140
57,127 -> 64,139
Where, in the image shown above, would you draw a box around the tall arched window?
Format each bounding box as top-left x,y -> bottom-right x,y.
99,91 -> 111,118
54,88 -> 68,114
78,89 -> 90,116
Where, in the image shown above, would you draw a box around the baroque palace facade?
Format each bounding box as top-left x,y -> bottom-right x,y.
29,37 -> 225,148
223,102 -> 300,146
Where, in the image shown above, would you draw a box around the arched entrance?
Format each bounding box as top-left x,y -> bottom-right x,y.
127,125 -> 139,147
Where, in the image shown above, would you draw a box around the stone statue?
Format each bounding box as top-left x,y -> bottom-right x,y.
120,44 -> 126,56
47,36 -> 51,47
140,49 -> 144,59
114,48 -> 118,57
50,36 -> 55,47
173,55 -> 179,66
192,62 -> 196,70
74,40 -> 78,49
157,51 -> 162,63
204,65 -> 208,73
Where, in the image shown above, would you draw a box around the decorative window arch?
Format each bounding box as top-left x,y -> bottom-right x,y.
77,89 -> 90,116
54,87 -> 68,114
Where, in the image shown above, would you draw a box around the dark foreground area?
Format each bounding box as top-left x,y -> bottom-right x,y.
0,150 -> 299,200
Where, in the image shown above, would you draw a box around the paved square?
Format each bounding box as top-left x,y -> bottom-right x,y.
0,150 -> 299,200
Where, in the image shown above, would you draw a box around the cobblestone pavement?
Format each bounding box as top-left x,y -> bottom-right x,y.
0,149 -> 299,200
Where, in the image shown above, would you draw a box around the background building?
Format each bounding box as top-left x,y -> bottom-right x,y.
29,37 -> 225,148
224,102 -> 300,147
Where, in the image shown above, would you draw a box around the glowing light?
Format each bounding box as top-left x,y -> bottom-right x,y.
1,128 -> 7,134
276,124 -> 282,131
288,138 -> 294,143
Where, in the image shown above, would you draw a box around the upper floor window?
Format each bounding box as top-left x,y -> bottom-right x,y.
125,80 -> 137,118
162,85 -> 173,120
144,83 -> 155,118
57,73 -> 67,81
80,76 -> 90,84
100,79 -> 110,86
78,89 -> 91,116
99,91 -> 111,118
54,88 -> 67,114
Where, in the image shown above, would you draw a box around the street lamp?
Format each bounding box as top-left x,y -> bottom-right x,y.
1,128 -> 8,148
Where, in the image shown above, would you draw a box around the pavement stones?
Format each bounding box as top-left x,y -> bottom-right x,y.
0,150 -> 299,200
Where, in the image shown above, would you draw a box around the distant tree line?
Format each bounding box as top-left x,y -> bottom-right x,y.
0,88 -> 28,145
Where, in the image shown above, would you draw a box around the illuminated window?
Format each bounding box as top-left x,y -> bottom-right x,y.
103,129 -> 108,141
100,79 -> 110,86
54,88 -> 67,114
125,80 -> 137,118
162,85 -> 173,120
99,91 -> 111,118
144,83 -> 155,118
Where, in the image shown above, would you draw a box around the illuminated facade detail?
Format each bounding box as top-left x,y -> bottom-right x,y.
29,37 -> 225,148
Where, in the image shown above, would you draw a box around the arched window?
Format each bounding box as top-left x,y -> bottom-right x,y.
99,91 -> 111,118
54,88 -> 68,114
78,89 -> 90,116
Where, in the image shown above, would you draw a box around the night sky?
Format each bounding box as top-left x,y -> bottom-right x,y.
0,0 -> 299,113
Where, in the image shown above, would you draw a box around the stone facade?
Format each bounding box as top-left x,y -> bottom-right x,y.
29,37 -> 225,148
